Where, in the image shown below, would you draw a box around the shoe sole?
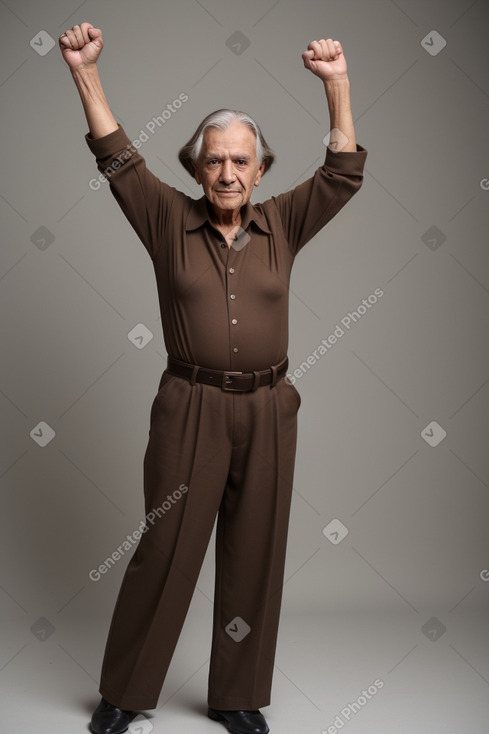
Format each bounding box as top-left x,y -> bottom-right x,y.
207,708 -> 269,734
90,725 -> 129,734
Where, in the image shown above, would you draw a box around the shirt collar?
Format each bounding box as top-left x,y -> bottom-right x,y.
185,195 -> 271,235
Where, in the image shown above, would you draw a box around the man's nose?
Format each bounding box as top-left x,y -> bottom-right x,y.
219,160 -> 236,184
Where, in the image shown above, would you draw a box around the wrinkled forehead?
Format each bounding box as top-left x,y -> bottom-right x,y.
201,122 -> 258,158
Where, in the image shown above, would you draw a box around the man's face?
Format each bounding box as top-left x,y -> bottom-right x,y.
193,121 -> 265,217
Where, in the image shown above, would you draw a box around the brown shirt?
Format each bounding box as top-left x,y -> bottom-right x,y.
85,125 -> 367,372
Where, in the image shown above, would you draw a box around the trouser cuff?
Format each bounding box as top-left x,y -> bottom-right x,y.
99,684 -> 158,711
207,694 -> 271,710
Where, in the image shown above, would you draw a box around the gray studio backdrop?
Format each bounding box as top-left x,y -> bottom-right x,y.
1,0 -> 489,725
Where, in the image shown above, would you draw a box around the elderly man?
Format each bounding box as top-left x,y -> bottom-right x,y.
59,22 -> 367,734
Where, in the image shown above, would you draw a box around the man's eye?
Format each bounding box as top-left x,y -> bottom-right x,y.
208,160 -> 219,166
236,160 -> 247,166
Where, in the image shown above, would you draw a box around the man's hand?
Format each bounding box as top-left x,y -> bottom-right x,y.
61,22 -> 117,139
303,37 -> 357,152
59,23 -> 103,71
302,38 -> 348,81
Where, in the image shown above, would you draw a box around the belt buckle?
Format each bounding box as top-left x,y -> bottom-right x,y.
221,370 -> 244,391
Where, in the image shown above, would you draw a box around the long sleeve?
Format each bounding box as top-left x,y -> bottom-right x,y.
85,124 -> 181,260
270,144 -> 367,257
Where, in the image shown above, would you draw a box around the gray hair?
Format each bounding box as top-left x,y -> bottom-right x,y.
178,109 -> 275,178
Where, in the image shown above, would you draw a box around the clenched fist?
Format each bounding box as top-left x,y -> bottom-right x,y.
59,23 -> 103,70
302,38 -> 348,81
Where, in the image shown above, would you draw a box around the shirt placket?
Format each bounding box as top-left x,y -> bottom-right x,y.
223,242 -> 241,370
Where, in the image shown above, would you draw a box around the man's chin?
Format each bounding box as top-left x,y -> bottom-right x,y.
216,192 -> 242,201
212,195 -> 244,210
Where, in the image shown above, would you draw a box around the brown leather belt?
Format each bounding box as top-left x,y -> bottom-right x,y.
166,355 -> 289,392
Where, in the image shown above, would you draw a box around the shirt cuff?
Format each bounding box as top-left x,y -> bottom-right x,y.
323,143 -> 368,177
85,123 -> 134,160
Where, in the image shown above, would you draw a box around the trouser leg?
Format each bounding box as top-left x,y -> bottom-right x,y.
98,372 -> 232,711
207,376 -> 301,710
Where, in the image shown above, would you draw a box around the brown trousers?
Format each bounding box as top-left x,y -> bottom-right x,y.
98,366 -> 301,711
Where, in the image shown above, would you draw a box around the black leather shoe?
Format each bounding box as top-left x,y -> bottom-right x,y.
90,697 -> 135,734
208,707 -> 270,734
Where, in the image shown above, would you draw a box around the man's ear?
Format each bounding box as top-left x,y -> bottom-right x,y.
254,162 -> 266,187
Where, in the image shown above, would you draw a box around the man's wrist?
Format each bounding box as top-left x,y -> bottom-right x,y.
323,76 -> 352,109
322,75 -> 356,152
323,76 -> 350,91
71,64 -> 100,78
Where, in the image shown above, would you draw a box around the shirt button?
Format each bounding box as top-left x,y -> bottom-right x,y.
233,347 -> 239,353
220,242 -> 226,248
229,267 -> 235,273
230,294 -> 236,299
231,318 -> 238,325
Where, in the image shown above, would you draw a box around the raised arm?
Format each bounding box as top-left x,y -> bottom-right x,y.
58,21 -> 181,261
59,22 -> 118,139
302,37 -> 357,153
267,36 -> 366,256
